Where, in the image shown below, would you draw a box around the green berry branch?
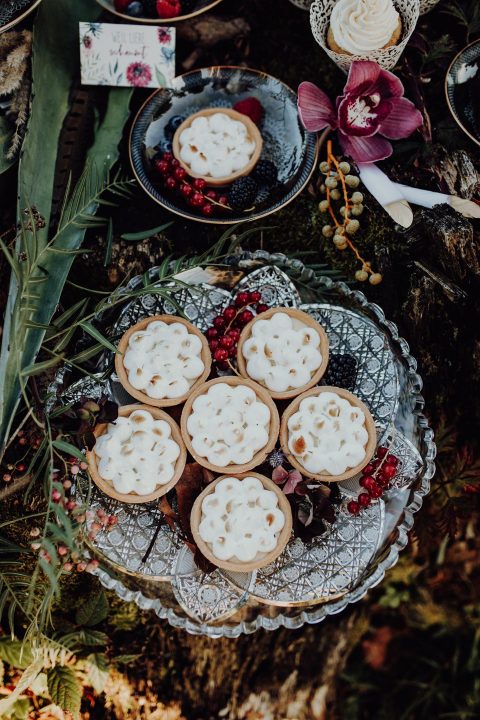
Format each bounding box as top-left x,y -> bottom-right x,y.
318,140 -> 382,285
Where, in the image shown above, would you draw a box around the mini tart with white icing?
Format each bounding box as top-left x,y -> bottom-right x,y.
191,473 -> 292,571
237,307 -> 329,399
172,107 -> 263,186
280,386 -> 377,481
327,0 -> 403,56
181,377 -> 280,473
86,405 -> 186,503
115,315 -> 211,407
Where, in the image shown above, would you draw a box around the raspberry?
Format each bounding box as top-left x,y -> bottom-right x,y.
156,0 -> 181,19
233,97 -> 264,125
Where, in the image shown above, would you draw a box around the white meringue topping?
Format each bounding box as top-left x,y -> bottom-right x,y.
330,0 -> 400,55
242,311 -> 323,393
122,320 -> 205,400
198,476 -> 286,562
287,391 -> 369,476
178,112 -> 257,179
94,409 -> 181,495
186,382 -> 271,467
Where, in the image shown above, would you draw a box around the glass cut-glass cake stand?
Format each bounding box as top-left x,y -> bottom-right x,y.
50,251 -> 435,637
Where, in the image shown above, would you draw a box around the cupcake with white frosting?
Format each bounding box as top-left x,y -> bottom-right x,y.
327,0 -> 402,55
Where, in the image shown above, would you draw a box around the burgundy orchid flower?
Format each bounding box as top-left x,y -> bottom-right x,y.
298,60 -> 423,163
272,465 -> 305,495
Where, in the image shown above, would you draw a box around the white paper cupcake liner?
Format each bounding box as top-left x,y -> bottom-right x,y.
310,0 -> 420,72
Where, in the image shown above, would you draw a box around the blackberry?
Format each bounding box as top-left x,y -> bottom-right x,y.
324,353 -> 358,392
142,0 -> 158,17
180,0 -> 197,12
227,177 -> 259,211
252,159 -> 278,187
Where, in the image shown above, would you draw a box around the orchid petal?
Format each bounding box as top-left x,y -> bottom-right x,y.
339,132 -> 393,163
338,95 -> 392,137
272,465 -> 289,485
297,81 -> 337,132
378,97 -> 423,139
283,470 -> 303,495
344,61 -> 381,96
374,67 -> 405,99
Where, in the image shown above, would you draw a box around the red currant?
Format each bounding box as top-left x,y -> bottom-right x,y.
228,345 -> 237,358
362,463 -> 375,475
219,336 -> 235,350
206,190 -> 218,201
155,160 -> 170,175
202,203 -> 214,217
256,303 -> 268,314
218,195 -> 229,207
193,178 -> 207,190
209,339 -> 219,351
17,463 -> 26,473
213,316 -> 226,331
386,454 -> 398,467
216,360 -> 229,371
358,492 -> 371,508
238,310 -> 254,326
347,500 -> 360,515
382,464 -> 397,479
249,291 -> 261,303
174,166 -> 187,181
377,446 -> 388,458
171,159 -> 180,168
189,192 -> 205,208
360,475 -> 376,491
369,483 -> 383,499
227,328 -> 240,341
181,183 -> 193,197
165,176 -> 177,191
214,348 -> 229,363
235,292 -> 250,308
223,306 -> 237,322
376,471 -> 389,487
206,327 -> 218,340
162,152 -> 173,162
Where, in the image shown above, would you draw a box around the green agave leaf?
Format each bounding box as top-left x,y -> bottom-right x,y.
20,356 -> 65,378
47,666 -> 81,719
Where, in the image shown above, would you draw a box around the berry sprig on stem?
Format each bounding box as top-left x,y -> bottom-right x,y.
319,140 -> 382,286
347,444 -> 399,515
206,291 -> 268,371
154,152 -> 232,217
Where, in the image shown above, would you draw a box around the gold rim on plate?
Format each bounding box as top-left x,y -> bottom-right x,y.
444,39 -> 480,148
95,0 -> 224,24
0,0 -> 43,33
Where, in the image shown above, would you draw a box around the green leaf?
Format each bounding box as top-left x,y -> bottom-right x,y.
112,654 -> 140,666
103,217 -> 114,267
20,355 -> 64,377
121,222 -> 173,241
85,653 -> 109,694
47,666 -> 81,719
79,321 -> 120,355
75,590 -> 109,627
0,639 -> 34,670
51,439 -> 85,461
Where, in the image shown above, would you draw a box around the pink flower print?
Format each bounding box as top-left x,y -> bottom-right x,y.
158,29 -> 172,44
126,62 -> 152,88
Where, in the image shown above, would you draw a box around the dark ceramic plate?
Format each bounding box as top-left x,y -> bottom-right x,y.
445,39 -> 480,147
0,0 -> 42,32
96,0 -> 224,24
129,66 -> 319,224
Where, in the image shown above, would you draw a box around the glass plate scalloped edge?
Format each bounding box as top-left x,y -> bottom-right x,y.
89,249 -> 436,637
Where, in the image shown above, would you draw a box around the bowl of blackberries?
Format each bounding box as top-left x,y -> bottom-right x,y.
129,66 -> 319,224
97,0 -> 224,22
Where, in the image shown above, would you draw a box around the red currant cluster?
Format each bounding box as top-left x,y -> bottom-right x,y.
347,445 -> 399,515
153,152 -> 230,217
205,290 -> 268,371
2,429 -> 42,482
